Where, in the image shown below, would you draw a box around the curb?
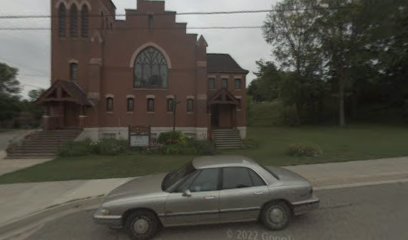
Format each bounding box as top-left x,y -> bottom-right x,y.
0,196 -> 104,240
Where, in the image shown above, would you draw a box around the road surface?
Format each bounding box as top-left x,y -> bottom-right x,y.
26,182 -> 408,240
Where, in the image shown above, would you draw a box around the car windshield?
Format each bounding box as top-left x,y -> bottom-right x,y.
161,162 -> 196,191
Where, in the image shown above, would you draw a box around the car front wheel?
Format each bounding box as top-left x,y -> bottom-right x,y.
125,210 -> 160,240
261,201 -> 291,230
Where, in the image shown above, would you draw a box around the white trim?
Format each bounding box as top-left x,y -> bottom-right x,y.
237,127 -> 247,139
105,94 -> 114,98
221,74 -> 230,79
234,96 -> 242,99
146,95 -> 155,99
79,1 -> 92,10
69,0 -> 81,9
126,95 -> 135,99
186,95 -> 195,99
55,0 -> 69,9
77,127 -> 208,141
69,59 -> 79,64
166,95 -> 175,99
129,42 -> 172,68
207,75 -> 216,78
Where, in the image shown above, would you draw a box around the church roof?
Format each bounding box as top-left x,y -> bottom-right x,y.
207,53 -> 249,74
36,80 -> 92,106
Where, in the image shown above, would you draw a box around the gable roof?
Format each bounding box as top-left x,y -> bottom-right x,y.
36,80 -> 92,106
207,53 -> 249,74
208,88 -> 240,105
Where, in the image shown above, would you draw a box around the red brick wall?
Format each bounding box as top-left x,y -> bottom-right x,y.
51,0 -> 247,135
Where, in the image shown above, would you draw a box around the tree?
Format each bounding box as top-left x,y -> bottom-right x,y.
0,63 -> 20,95
28,88 -> 46,102
0,63 -> 21,124
263,0 -> 326,123
248,60 -> 282,102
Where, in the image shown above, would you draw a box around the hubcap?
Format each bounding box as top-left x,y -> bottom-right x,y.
269,207 -> 284,224
133,218 -> 150,234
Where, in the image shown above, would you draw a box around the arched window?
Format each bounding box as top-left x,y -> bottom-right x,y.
167,98 -> 174,112
70,5 -> 78,37
147,98 -> 155,112
134,47 -> 169,89
106,97 -> 114,112
81,5 -> 89,38
100,12 -> 104,30
58,4 -> 66,37
127,98 -> 134,112
187,99 -> 194,113
69,63 -> 78,81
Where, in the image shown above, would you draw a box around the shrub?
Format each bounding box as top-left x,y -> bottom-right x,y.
58,139 -> 93,157
242,138 -> 259,149
158,131 -> 188,145
189,140 -> 217,155
286,143 -> 322,157
94,138 -> 128,156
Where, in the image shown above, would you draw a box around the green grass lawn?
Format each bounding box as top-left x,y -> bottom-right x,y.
1,125 -> 408,184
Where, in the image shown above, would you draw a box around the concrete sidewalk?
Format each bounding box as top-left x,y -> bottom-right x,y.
0,151 -> 52,176
0,156 -> 407,227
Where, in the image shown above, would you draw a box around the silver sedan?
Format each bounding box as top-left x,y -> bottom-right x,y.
94,155 -> 319,240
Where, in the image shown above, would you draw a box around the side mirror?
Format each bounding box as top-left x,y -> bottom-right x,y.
182,189 -> 192,197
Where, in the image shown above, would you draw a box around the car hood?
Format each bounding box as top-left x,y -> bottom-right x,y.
267,166 -> 311,186
104,173 -> 167,202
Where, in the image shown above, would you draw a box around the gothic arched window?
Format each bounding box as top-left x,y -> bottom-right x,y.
58,4 -> 66,37
81,5 -> 89,38
70,5 -> 78,37
134,47 -> 168,89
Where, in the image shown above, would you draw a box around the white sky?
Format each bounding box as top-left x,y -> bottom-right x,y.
0,0 -> 278,98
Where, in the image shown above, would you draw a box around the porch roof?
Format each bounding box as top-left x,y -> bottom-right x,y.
36,80 -> 92,106
208,88 -> 240,105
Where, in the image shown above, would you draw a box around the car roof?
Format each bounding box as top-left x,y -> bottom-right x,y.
192,155 -> 259,169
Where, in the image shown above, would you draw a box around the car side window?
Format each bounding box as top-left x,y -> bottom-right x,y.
248,169 -> 266,186
175,171 -> 200,192
222,167 -> 253,190
189,169 -> 219,192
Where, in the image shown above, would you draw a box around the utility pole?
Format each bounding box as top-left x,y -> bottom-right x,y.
172,95 -> 182,132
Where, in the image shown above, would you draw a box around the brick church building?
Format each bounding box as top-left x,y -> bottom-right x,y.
38,0 -> 248,141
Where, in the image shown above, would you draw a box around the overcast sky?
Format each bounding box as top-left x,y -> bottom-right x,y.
0,0 -> 278,98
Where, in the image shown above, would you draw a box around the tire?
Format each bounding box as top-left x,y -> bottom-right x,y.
125,210 -> 160,240
261,201 -> 292,231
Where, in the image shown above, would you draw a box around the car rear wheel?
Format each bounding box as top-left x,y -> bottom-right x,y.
125,210 -> 160,240
261,201 -> 291,230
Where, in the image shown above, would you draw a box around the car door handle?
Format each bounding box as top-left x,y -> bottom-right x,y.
204,196 -> 216,200
254,191 -> 265,195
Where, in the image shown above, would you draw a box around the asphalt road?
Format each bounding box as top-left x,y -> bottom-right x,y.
26,182 -> 408,240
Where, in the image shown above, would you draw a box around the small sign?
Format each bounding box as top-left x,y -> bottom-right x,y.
130,135 -> 149,147
129,125 -> 151,148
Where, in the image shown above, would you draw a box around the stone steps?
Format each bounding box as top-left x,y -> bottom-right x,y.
213,129 -> 242,150
7,130 -> 81,159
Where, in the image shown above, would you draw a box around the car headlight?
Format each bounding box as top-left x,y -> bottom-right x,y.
98,208 -> 110,216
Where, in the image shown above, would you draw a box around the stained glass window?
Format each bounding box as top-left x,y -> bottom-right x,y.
70,5 -> 78,37
81,6 -> 89,38
134,47 -> 168,88
58,4 -> 66,37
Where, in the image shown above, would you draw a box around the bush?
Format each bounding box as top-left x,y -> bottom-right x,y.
189,140 -> 217,155
159,139 -> 216,156
58,139 -> 94,157
286,143 -> 322,157
158,131 -> 188,145
94,138 -> 128,156
242,138 -> 259,149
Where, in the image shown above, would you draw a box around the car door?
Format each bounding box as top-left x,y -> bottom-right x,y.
219,167 -> 270,223
164,168 -> 221,226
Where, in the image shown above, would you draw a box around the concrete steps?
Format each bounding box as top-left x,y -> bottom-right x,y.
213,129 -> 243,150
6,130 -> 82,159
